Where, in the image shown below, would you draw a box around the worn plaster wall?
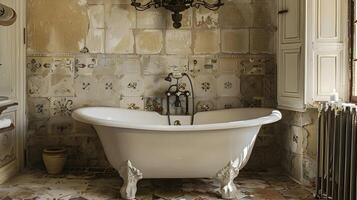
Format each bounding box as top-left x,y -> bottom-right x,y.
26,0 -> 279,170
279,109 -> 318,186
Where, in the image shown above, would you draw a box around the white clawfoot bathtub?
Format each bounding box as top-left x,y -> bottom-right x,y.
72,107 -> 281,199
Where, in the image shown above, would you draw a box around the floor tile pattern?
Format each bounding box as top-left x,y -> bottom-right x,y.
0,170 -> 314,200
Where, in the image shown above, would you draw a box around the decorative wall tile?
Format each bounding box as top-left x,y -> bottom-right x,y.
218,57 -> 240,74
26,57 -> 52,76
28,98 -> 51,120
50,74 -> 75,97
240,56 -> 274,76
144,97 -> 164,114
217,96 -> 241,110
74,75 -> 97,106
217,74 -> 240,97
194,75 -> 216,97
49,97 -> 74,117
92,75 -> 117,100
240,75 -> 263,98
120,74 -> 144,97
52,57 -> 74,75
195,99 -> 216,112
120,96 -> 144,110
28,75 -> 50,97
189,56 -> 218,75
75,56 -> 97,76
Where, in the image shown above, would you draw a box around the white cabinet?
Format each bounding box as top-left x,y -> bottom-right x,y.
279,0 -> 304,44
278,44 -> 305,110
277,0 -> 348,111
277,0 -> 305,111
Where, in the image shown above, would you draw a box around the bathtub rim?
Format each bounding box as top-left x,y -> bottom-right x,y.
72,107 -> 282,132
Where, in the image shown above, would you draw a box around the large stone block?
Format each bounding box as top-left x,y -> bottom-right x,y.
106,28 -> 135,54
166,30 -> 192,55
221,29 -> 249,53
27,0 -> 89,53
193,30 -> 220,54
250,29 -> 275,54
136,30 -> 164,54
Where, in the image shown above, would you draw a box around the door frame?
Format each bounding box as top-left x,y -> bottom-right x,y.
0,0 -> 26,182
14,0 -> 27,170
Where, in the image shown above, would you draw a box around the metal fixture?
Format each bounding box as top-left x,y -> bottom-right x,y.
130,0 -> 224,29
316,103 -> 357,200
164,71 -> 195,125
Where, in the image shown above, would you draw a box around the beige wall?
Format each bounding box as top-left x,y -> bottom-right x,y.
26,0 -> 279,170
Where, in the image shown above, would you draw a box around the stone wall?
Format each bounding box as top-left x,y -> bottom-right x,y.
279,109 -> 318,186
26,0 -> 279,170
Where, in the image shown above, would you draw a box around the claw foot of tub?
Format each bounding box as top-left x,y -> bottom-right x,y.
215,160 -> 240,199
119,160 -> 143,200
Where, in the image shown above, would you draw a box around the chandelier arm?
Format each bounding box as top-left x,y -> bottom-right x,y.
192,0 -> 223,10
131,0 -> 161,11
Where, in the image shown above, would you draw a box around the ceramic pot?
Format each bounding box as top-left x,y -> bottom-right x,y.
42,148 -> 67,175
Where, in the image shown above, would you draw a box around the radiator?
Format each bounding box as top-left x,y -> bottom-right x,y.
316,103 -> 357,199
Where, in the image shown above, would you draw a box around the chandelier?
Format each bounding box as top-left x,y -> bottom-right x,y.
131,0 -> 224,29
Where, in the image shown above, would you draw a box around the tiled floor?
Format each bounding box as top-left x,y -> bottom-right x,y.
0,170 -> 314,200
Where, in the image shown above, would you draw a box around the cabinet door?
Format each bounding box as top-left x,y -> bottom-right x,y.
305,0 -> 347,102
279,0 -> 304,44
278,44 -> 305,110
277,0 -> 306,111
